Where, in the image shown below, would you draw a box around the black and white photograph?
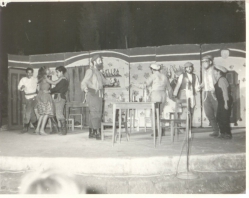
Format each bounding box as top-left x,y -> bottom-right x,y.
0,0 -> 246,195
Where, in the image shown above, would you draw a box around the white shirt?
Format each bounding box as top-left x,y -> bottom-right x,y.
203,66 -> 215,91
173,73 -> 200,96
18,76 -> 38,99
173,73 -> 200,108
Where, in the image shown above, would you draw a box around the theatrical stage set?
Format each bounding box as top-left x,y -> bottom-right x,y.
1,42 -> 245,193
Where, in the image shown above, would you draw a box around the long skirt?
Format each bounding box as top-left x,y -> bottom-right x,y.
36,91 -> 55,116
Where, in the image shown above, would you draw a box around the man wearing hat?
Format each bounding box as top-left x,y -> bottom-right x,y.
81,54 -> 113,140
200,55 -> 219,137
213,65 -> 233,139
145,63 -> 173,136
173,62 -> 200,115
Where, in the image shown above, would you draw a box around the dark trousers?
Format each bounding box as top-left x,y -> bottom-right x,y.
86,89 -> 103,130
203,91 -> 219,134
216,101 -> 232,135
54,99 -> 66,121
23,97 -> 37,124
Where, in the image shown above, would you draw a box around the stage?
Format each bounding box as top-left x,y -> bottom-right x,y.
0,127 -> 246,194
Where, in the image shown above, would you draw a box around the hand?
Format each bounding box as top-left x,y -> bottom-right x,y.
198,83 -> 204,90
21,85 -> 25,90
224,103 -> 228,110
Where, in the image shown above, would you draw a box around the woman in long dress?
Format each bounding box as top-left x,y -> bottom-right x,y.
35,66 -> 65,135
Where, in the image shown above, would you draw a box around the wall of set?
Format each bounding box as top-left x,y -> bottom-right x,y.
8,42 -> 245,128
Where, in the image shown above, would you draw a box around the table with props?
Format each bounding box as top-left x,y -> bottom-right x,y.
112,102 -> 160,147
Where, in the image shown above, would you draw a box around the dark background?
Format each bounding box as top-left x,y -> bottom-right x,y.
0,1 -> 246,123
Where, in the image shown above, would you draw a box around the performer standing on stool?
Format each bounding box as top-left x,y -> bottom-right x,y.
199,55 -> 220,137
213,65 -> 233,139
81,54 -> 113,140
18,67 -> 38,133
145,63 -> 173,136
173,62 -> 201,118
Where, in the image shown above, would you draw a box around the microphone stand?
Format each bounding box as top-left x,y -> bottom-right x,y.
177,81 -> 197,180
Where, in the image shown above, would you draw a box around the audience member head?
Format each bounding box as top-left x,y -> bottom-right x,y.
19,169 -> 83,194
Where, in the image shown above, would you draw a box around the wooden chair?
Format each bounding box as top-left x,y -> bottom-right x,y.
159,100 -> 188,143
101,109 -> 129,142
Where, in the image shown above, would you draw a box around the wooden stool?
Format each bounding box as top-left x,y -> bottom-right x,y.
69,114 -> 82,129
67,118 -> 74,131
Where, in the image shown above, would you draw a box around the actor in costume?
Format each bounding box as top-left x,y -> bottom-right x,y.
49,66 -> 69,135
36,66 -> 65,135
173,62 -> 201,115
199,55 -> 219,137
213,65 -> 233,139
18,67 -> 38,133
81,54 -> 112,140
145,63 -> 173,136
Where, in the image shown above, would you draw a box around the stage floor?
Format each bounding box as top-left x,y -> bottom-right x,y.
0,127 -> 245,158
0,127 -> 246,194
0,127 -> 246,174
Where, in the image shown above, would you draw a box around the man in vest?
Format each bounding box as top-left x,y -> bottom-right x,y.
199,55 -> 220,137
81,54 -> 113,140
49,66 -> 69,135
18,67 -> 38,133
173,62 -> 201,116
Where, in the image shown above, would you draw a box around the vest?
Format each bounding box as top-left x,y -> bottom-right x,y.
179,73 -> 196,95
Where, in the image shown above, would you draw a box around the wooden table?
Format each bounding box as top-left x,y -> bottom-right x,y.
112,102 -> 160,147
65,102 -> 88,125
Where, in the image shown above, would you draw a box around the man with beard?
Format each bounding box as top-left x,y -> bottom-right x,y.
18,67 -> 38,133
81,54 -> 113,140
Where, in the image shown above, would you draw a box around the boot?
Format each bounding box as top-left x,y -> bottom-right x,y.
89,128 -> 95,139
31,121 -> 38,133
209,132 -> 219,137
96,129 -> 101,140
50,117 -> 59,134
20,123 -> 29,134
59,120 -> 67,135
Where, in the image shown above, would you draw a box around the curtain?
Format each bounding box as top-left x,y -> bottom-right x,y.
65,65 -> 89,126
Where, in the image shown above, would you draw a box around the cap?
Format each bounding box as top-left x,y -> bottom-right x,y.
150,63 -> 160,71
91,54 -> 102,63
215,65 -> 228,73
184,62 -> 193,68
201,55 -> 213,61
